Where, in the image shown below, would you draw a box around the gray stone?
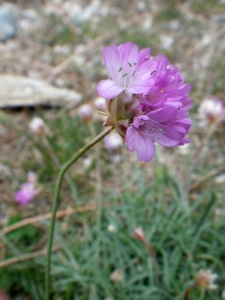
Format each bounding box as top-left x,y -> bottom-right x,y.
0,4 -> 18,42
0,75 -> 82,108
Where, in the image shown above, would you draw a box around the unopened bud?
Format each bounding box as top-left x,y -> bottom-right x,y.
29,117 -> 45,136
110,270 -> 124,283
77,104 -> 93,123
27,171 -> 37,184
134,227 -> 145,242
94,97 -> 107,112
104,132 -> 122,150
198,98 -> 224,126
107,224 -> 116,232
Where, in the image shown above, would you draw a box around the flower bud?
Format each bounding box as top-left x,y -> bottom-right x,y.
103,132 -> 122,150
94,97 -> 107,112
107,224 -> 117,232
29,117 -> 45,136
27,171 -> 37,184
77,104 -> 93,123
110,270 -> 124,283
133,227 -> 145,242
198,98 -> 224,126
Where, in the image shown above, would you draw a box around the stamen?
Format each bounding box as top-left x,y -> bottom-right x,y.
151,70 -> 156,75
159,128 -> 165,133
149,128 -> 153,132
133,62 -> 137,65
128,62 -> 132,67
132,70 -> 136,76
140,121 -> 146,126
122,73 -> 128,78
119,67 -> 123,72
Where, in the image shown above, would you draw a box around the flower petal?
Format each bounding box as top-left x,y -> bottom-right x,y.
96,80 -> 123,99
126,126 -> 155,162
117,42 -> 139,65
135,134 -> 155,162
147,107 -> 177,123
128,78 -> 155,94
153,126 -> 181,147
103,45 -> 120,81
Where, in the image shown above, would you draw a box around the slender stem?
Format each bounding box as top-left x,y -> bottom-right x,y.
143,240 -> 159,285
45,126 -> 113,300
183,282 -> 196,300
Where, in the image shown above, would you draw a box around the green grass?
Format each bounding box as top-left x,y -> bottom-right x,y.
1,110 -> 225,299
2,182 -> 224,299
189,0 -> 225,15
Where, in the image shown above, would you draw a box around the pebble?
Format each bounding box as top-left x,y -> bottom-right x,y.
160,35 -> 174,50
211,14 -> 225,22
0,3 -> 18,42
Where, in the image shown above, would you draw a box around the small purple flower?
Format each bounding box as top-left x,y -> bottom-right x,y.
14,183 -> 38,206
97,42 -> 192,162
14,172 -> 39,206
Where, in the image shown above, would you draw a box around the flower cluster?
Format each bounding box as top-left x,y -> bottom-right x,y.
97,42 -> 192,162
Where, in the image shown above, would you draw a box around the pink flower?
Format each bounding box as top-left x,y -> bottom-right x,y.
14,172 -> 39,206
14,183 -> 39,206
97,42 -> 192,162
97,42 -> 157,99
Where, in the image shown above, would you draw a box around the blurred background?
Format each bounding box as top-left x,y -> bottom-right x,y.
0,0 -> 225,299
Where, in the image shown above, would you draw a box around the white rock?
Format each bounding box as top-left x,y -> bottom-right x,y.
0,75 -> 82,108
160,35 -> 174,49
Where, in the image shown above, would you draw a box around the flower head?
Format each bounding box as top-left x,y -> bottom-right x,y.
97,42 -> 192,162
195,269 -> 218,292
14,171 -> 39,206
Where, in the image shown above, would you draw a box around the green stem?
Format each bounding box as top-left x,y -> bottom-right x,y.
45,126 -> 113,300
